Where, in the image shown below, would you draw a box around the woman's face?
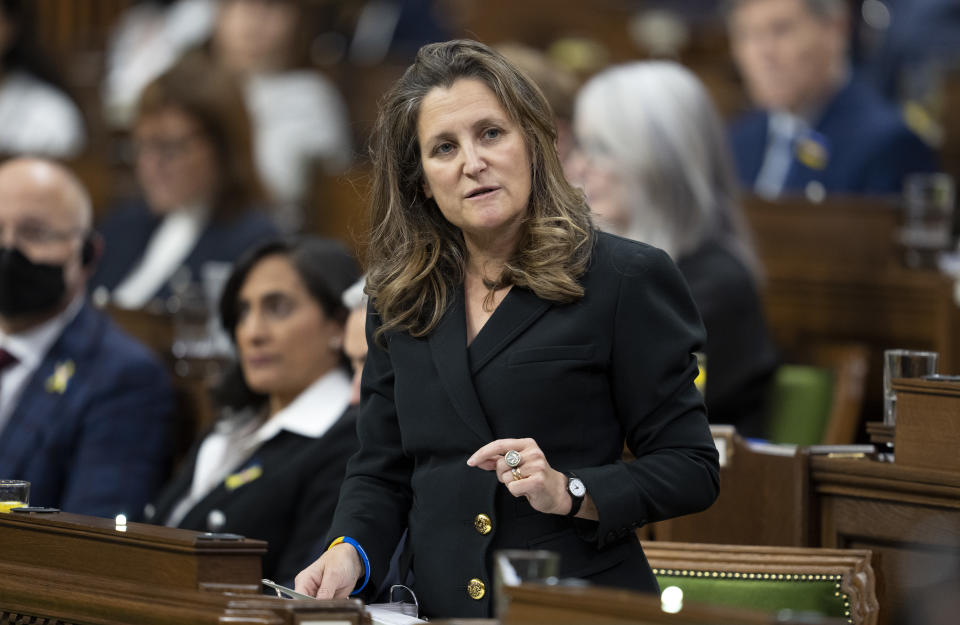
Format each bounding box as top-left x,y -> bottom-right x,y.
417,78 -> 532,246
215,0 -> 298,74
566,134 -> 632,236
134,107 -> 219,214
235,254 -> 344,400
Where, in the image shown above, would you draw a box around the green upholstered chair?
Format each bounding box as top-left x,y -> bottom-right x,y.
643,541 -> 878,625
767,364 -> 835,446
766,343 -> 869,446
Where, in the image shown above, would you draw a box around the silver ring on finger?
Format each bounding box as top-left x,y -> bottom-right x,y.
505,450 -> 522,468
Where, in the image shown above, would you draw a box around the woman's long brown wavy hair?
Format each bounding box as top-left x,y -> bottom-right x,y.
366,39 -> 594,339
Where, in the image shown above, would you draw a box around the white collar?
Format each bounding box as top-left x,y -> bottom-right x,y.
253,368 -> 352,442
154,201 -> 211,233
768,111 -> 804,139
0,294 -> 84,368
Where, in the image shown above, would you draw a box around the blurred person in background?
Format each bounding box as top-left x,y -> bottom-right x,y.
726,0 -> 937,199
0,0 -> 85,158
147,236 -> 360,587
210,0 -> 352,230
102,0 -> 216,127
91,54 -> 278,309
0,158 -> 173,518
569,60 -> 778,438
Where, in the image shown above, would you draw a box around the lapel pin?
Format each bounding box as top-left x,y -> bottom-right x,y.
794,131 -> 830,171
224,463 -> 263,491
45,360 -> 76,394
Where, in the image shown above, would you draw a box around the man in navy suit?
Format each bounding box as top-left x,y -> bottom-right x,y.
0,158 -> 174,519
726,0 -> 937,199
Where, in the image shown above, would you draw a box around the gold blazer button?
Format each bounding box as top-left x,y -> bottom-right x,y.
467,578 -> 486,600
474,513 -> 492,535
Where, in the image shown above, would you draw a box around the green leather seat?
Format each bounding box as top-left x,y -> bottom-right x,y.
654,569 -> 850,621
766,364 -> 834,445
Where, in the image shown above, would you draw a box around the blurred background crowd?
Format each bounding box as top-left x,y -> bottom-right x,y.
0,0 -> 958,598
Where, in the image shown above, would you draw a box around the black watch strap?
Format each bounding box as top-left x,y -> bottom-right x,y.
564,471 -> 585,517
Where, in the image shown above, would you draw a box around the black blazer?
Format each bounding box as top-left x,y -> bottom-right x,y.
149,407 -> 358,586
328,232 -> 720,618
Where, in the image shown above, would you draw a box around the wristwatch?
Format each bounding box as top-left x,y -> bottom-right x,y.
564,471 -> 586,517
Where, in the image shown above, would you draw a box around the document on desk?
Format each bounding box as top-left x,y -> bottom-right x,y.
366,605 -> 427,625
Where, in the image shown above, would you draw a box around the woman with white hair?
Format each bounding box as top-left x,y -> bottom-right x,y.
569,60 -> 778,438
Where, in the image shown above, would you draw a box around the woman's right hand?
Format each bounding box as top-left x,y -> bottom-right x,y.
294,543 -> 363,599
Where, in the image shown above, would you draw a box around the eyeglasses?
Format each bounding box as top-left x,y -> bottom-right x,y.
0,222 -> 85,248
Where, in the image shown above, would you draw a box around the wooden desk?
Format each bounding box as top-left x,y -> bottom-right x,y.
651,433 -> 811,547
810,457 -> 960,625
0,509 -> 266,593
744,195 -> 960,424
649,428 -> 960,624
0,510 -> 368,624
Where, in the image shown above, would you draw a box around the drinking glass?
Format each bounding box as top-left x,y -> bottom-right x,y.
883,349 -> 938,426
493,549 -> 560,617
900,173 -> 956,268
0,480 -> 29,512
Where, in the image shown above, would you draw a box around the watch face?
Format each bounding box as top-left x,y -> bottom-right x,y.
568,477 -> 586,498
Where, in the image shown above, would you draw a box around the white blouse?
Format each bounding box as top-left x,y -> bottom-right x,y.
164,368 -> 352,526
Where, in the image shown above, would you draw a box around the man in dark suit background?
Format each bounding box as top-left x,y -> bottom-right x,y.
0,157 -> 174,519
726,0 -> 937,199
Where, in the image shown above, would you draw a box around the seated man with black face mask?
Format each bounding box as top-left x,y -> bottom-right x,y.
0,157 -> 174,519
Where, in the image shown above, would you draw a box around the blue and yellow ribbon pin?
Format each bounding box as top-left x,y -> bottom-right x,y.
45,360 -> 75,394
224,464 -> 262,491
794,131 -> 830,170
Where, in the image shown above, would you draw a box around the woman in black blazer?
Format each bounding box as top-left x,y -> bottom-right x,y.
295,40 -> 720,618
148,236 -> 360,586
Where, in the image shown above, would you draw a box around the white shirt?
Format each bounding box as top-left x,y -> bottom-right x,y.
0,71 -> 85,158
245,71 -> 352,229
164,368 -> 352,526
0,295 -> 84,434
111,204 -> 210,309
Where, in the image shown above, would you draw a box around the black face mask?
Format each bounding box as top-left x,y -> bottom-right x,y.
0,247 -> 67,317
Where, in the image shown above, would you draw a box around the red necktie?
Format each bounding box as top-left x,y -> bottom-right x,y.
0,347 -> 17,401
0,348 -> 16,373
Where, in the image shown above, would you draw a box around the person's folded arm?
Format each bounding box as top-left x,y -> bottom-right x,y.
574,244 -> 719,547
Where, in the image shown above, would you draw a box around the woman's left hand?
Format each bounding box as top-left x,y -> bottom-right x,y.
467,438 -> 572,516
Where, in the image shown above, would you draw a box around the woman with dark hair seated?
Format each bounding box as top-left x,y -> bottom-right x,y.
146,236 -> 360,586
91,53 -> 278,309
